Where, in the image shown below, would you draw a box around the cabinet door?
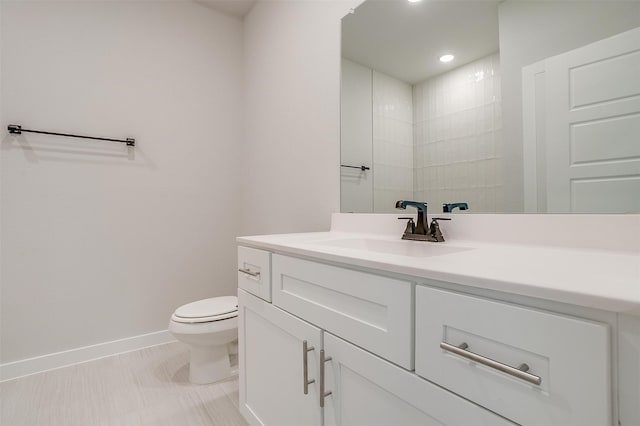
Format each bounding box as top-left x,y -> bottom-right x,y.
323,333 -> 515,426
238,289 -> 322,426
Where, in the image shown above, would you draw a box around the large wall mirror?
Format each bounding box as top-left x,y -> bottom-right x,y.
340,0 -> 640,214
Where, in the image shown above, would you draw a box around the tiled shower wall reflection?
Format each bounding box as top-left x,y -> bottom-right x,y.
413,53 -> 503,212
373,71 -> 414,213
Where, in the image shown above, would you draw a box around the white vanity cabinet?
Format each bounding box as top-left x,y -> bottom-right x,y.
238,288 -> 513,426
238,248 -> 516,426
237,245 -> 631,426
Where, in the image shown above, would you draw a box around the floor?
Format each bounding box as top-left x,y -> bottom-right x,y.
0,342 -> 248,426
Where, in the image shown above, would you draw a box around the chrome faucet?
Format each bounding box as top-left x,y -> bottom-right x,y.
396,200 -> 451,242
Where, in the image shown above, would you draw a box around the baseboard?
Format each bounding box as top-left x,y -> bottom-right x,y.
0,330 -> 176,382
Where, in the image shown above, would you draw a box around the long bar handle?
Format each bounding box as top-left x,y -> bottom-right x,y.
319,349 -> 332,407
238,268 -> 260,278
303,340 -> 315,395
440,342 -> 542,386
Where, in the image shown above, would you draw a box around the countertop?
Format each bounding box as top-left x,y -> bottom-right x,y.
237,229 -> 640,316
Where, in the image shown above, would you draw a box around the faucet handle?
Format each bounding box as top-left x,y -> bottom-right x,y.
398,217 -> 415,234
429,218 -> 451,242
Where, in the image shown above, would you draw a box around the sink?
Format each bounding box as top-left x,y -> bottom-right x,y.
312,238 -> 472,258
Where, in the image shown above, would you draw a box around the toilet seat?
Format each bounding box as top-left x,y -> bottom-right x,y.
171,296 -> 238,324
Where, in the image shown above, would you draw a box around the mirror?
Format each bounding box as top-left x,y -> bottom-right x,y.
340,0 -> 640,214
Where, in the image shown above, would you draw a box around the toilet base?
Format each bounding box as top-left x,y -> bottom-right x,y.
189,345 -> 232,385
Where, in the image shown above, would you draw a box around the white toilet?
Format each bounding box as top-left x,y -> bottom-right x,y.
169,295 -> 238,385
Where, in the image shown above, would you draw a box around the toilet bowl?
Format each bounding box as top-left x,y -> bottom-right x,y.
169,295 -> 238,385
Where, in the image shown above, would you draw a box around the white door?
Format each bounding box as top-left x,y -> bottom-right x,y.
238,289 -> 322,426
539,27 -> 640,212
322,333 -> 515,426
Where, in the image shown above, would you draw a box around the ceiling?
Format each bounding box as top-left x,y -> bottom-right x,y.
195,0 -> 256,18
341,0 -> 500,84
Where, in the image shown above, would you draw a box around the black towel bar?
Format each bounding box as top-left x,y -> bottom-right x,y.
7,124 -> 135,147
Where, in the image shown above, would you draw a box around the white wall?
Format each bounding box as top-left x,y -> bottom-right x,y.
498,0 -> 640,212
340,58 -> 413,214
241,0 -> 361,235
372,70 -> 413,213
340,58 -> 373,213
413,53 -> 502,213
0,1 -> 242,365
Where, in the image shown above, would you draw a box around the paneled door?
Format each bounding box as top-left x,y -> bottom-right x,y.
524,27 -> 640,213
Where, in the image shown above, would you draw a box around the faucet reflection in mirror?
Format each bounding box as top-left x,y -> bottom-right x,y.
443,203 -> 469,213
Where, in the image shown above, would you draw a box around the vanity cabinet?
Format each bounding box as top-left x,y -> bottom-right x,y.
238,245 -> 627,426
239,288 -> 512,426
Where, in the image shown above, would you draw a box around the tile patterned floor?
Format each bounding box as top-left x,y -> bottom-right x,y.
0,342 -> 247,426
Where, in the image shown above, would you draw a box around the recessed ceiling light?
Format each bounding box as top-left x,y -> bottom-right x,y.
407,0 -> 422,3
439,54 -> 454,63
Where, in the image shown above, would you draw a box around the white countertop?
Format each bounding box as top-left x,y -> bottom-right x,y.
237,214 -> 640,316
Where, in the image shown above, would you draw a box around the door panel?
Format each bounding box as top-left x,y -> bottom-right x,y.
545,27 -> 640,212
238,289 -> 322,426
523,27 -> 640,213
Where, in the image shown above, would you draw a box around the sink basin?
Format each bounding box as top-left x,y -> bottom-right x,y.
312,238 -> 472,258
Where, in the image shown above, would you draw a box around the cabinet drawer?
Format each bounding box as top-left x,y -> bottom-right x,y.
272,254 -> 413,369
416,286 -> 611,426
237,246 -> 271,302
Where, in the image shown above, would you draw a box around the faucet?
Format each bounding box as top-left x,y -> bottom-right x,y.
443,202 -> 469,213
395,200 -> 429,234
396,200 -> 451,242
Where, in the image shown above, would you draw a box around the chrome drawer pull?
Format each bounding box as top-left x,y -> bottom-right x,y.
238,268 -> 260,278
303,340 -> 315,395
440,341 -> 542,386
320,349 -> 332,407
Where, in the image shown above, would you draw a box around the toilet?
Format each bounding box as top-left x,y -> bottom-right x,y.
169,295 -> 238,385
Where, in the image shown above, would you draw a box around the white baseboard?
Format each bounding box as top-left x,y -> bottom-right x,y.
0,330 -> 176,382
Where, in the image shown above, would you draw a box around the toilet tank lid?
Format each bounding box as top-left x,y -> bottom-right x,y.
174,296 -> 238,319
